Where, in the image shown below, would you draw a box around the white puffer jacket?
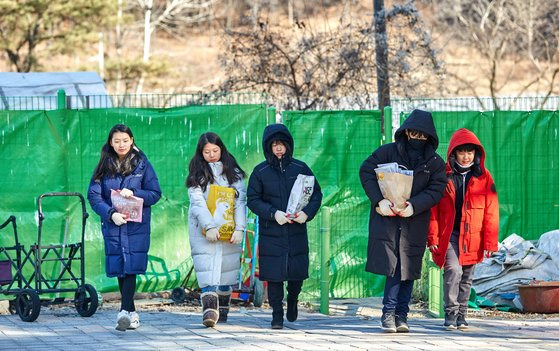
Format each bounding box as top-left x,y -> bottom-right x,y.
187,162 -> 246,288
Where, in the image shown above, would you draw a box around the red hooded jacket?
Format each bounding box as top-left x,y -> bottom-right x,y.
428,128 -> 499,268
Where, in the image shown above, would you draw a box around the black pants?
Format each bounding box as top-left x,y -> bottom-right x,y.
267,280 -> 303,312
118,274 -> 137,312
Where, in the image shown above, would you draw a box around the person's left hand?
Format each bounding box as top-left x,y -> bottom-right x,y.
397,201 -> 414,217
484,250 -> 494,258
292,211 -> 308,224
230,230 -> 244,245
120,188 -> 133,198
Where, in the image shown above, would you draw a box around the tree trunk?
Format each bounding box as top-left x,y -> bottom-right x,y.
288,0 -> 294,24
373,0 -> 390,131
115,0 -> 123,94
98,32 -> 104,80
226,0 -> 233,29
252,0 -> 260,29
137,0 -> 154,94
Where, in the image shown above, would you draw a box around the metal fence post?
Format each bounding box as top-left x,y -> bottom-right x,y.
383,105 -> 393,145
320,207 -> 331,315
57,90 -> 67,110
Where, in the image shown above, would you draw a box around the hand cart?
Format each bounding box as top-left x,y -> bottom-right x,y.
232,211 -> 265,307
0,192 -> 99,322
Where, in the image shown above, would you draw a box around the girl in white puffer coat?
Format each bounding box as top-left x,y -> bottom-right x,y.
186,132 -> 246,327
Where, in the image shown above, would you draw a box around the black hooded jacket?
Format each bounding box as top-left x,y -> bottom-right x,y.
359,109 -> 447,280
247,124 -> 323,282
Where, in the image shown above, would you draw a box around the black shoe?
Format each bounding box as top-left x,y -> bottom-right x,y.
271,309 -> 284,329
286,298 -> 298,322
395,314 -> 409,333
457,314 -> 469,330
380,312 -> 397,333
444,312 -> 457,330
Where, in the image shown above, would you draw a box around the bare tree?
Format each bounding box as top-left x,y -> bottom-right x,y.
133,0 -> 218,92
423,0 -> 559,108
220,2 -> 444,111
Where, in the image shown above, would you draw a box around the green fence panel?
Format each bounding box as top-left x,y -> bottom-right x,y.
0,104 -> 270,296
283,110 -> 385,300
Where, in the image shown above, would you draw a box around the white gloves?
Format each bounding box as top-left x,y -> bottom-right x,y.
111,212 -> 127,226
398,201 -> 414,217
205,227 -> 220,242
274,210 -> 292,225
120,188 -> 133,198
292,211 -> 308,224
376,199 -> 396,217
230,230 -> 244,245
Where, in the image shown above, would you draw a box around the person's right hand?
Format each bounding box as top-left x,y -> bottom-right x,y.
205,227 -> 220,242
376,199 -> 396,216
111,212 -> 127,226
428,245 -> 439,254
274,210 -> 292,225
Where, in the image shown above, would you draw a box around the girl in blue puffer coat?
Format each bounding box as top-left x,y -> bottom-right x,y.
88,124 -> 161,332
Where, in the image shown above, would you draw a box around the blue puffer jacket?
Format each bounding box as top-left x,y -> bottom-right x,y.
247,124 -> 323,282
87,155 -> 161,277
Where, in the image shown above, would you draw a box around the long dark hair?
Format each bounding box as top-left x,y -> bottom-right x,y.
186,132 -> 245,190
92,124 -> 142,181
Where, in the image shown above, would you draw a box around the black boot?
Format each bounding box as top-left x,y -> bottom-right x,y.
457,313 -> 469,330
201,292 -> 219,327
271,308 -> 284,329
380,312 -> 397,333
286,296 -> 298,322
395,314 -> 409,333
217,291 -> 231,323
444,312 -> 457,330
268,281 -> 285,329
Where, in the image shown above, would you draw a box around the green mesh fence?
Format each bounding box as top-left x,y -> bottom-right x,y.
282,110 -> 385,300
0,105 -> 273,296
401,110 -> 559,241
2,105 -> 557,302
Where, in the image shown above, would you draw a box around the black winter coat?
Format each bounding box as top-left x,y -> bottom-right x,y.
359,110 -> 447,281
247,124 -> 323,282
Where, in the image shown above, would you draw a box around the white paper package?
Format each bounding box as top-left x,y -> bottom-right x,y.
286,174 -> 315,217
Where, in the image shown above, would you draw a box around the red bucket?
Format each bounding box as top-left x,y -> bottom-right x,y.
518,281 -> 559,313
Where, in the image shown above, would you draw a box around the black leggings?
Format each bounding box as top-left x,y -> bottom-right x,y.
118,274 -> 137,312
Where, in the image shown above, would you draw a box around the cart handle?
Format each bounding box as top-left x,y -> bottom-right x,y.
37,192 -> 88,221
0,216 -> 19,246
0,215 -> 16,230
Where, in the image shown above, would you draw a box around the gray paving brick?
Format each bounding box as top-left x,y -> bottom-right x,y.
0,303 -> 558,350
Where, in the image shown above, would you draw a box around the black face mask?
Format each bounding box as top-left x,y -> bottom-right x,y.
408,138 -> 427,150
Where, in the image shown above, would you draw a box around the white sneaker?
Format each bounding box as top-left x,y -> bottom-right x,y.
115,310 -> 131,331
128,311 -> 140,329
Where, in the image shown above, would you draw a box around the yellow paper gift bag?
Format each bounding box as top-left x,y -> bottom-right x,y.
203,184 -> 236,241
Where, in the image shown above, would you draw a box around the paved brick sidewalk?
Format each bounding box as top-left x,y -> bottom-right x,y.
1,301 -> 558,350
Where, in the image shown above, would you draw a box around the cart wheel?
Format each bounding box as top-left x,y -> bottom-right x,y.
171,287 -> 186,303
252,277 -> 264,308
8,299 -> 17,315
15,289 -> 41,322
75,284 -> 99,317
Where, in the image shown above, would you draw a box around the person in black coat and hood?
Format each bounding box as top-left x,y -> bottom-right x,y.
359,109 -> 446,333
247,124 -> 323,329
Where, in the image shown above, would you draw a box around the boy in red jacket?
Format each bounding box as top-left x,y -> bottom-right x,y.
428,128 -> 499,330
